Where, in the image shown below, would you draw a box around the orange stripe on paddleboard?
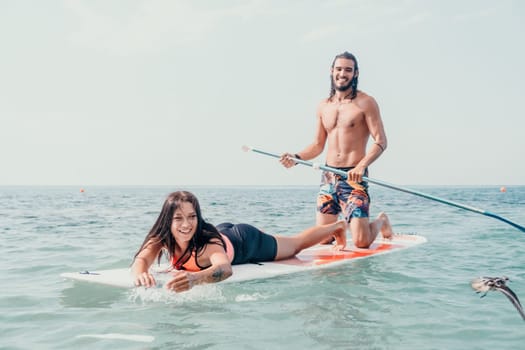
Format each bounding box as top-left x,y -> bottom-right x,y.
278,243 -> 401,266
311,244 -> 396,265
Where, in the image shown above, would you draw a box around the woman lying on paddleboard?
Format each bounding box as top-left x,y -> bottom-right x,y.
132,190 -> 346,292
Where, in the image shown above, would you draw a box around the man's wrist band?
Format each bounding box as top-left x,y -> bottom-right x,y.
293,154 -> 301,166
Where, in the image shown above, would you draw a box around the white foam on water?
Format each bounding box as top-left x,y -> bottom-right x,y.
128,284 -> 226,304
235,292 -> 270,302
76,333 -> 154,343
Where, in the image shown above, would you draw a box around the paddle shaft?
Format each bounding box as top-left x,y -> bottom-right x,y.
247,147 -> 525,232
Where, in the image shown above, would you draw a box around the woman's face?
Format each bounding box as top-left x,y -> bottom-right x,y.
171,201 -> 197,245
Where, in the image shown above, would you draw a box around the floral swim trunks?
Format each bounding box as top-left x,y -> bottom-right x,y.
316,167 -> 370,222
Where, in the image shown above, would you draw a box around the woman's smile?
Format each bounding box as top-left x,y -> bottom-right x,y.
171,202 -> 197,241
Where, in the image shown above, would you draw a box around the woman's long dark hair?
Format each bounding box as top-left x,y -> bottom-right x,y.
328,51 -> 359,102
132,191 -> 225,269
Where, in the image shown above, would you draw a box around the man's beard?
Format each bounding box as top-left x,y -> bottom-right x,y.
333,77 -> 354,92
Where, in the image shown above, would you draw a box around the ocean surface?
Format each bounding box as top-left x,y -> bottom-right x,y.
1,185 -> 524,350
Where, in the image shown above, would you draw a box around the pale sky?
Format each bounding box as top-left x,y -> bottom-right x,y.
1,0 -> 524,186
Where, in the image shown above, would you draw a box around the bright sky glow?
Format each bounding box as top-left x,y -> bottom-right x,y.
1,0 -> 523,186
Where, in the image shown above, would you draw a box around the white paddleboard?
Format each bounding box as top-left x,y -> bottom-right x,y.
61,234 -> 426,288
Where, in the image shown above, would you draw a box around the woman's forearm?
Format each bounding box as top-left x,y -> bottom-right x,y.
196,263 -> 233,284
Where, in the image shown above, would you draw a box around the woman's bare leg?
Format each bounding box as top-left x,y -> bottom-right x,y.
273,220 -> 347,260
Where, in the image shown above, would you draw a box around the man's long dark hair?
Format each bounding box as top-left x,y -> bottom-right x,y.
328,51 -> 359,102
132,191 -> 225,269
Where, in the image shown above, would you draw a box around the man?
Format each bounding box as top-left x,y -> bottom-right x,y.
280,51 -> 393,248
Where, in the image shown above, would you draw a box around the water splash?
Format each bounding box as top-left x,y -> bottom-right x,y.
235,292 -> 270,302
128,284 -> 226,304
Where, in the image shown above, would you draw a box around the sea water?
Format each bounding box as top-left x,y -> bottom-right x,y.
1,185 -> 524,350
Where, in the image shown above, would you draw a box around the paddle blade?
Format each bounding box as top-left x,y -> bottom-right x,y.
241,145 -> 252,153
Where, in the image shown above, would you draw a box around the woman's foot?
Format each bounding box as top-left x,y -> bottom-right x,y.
332,220 -> 347,250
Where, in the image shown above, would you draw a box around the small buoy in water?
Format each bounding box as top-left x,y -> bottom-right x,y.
500,186 -> 507,193
80,188 -> 85,193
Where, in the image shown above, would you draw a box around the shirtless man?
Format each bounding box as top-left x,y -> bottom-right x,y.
280,51 -> 393,248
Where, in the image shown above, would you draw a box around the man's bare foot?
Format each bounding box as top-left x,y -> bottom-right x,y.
377,212 -> 393,239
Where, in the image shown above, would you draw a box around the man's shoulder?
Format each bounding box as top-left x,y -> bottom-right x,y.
319,97 -> 331,105
355,90 -> 374,101
355,91 -> 378,108
317,97 -> 333,112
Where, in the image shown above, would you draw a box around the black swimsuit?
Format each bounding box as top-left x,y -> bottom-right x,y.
216,223 -> 278,264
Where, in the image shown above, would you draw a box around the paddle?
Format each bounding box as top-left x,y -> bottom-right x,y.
242,145 -> 525,233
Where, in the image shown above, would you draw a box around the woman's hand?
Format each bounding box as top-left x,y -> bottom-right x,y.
134,271 -> 157,288
165,271 -> 196,293
163,247 -> 232,293
132,241 -> 161,288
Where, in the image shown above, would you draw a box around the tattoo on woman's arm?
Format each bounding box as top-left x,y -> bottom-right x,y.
212,268 -> 225,282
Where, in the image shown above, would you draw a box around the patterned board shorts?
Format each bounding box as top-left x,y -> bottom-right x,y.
316,168 -> 370,222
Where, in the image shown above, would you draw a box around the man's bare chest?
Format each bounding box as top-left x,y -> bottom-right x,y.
321,103 -> 364,130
